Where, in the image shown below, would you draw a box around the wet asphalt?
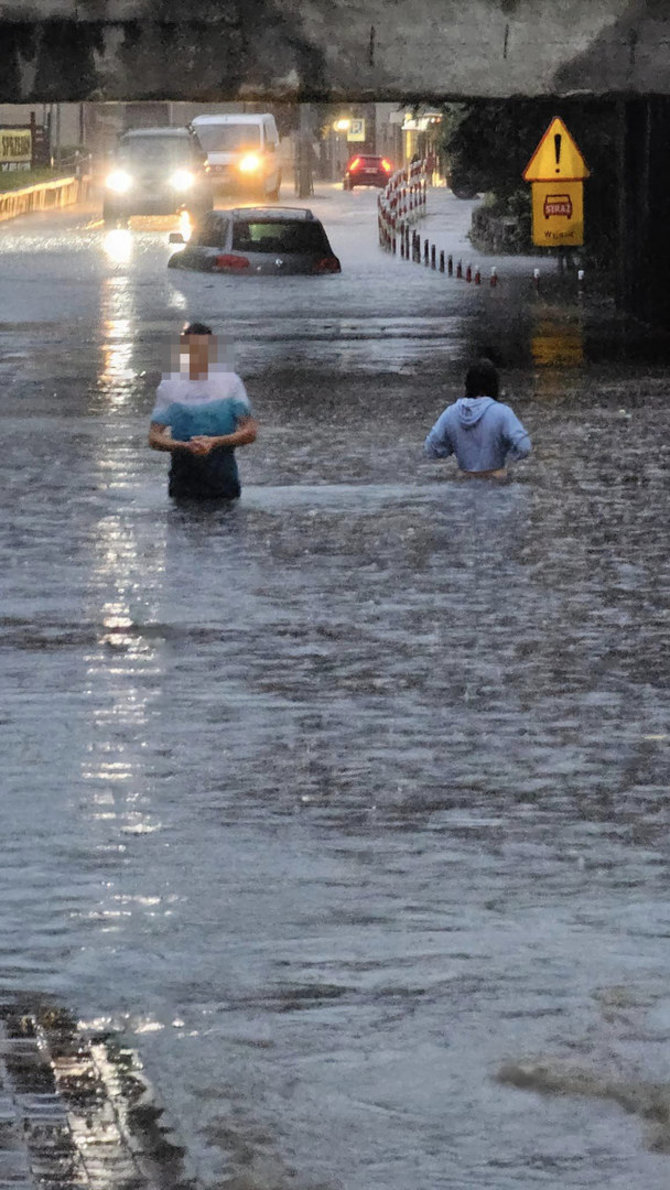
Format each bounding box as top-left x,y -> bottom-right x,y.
1,184 -> 670,1189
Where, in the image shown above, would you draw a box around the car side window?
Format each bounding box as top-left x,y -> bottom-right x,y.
232,221 -> 252,251
196,215 -> 228,248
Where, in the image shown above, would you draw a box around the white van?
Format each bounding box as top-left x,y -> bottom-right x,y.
190,113 -> 281,201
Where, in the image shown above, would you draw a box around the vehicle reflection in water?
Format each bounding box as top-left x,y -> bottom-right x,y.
178,209 -> 193,241
79,507 -> 169,947
98,266 -> 136,404
83,303 -> 169,917
82,514 -> 165,832
99,318 -> 135,402
102,227 -> 133,267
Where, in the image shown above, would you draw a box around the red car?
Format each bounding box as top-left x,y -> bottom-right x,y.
343,154 -> 393,190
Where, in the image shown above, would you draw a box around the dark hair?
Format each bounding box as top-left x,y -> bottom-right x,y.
181,321 -> 213,336
465,358 -> 500,400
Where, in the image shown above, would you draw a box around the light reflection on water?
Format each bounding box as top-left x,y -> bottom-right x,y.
102,227 -> 133,267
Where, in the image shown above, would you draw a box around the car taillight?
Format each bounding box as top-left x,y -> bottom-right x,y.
349,157 -> 361,171
314,256 -> 341,274
214,254 -> 250,270
382,158 -> 392,172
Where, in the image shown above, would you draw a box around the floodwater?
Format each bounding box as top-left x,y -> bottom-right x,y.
1,186 -> 670,1189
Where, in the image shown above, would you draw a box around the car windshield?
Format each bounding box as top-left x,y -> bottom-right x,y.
119,137 -> 191,164
232,220 -> 329,254
195,125 -> 262,152
350,156 -> 382,167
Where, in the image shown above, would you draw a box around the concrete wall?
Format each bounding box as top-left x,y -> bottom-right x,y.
0,102 -> 81,146
1,1 -> 669,103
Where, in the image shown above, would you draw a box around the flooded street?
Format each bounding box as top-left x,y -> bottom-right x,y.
1,184 -> 670,1188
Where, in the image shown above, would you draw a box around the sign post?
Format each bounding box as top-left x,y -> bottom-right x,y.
0,127 -> 32,173
347,118 -> 366,143
523,117 -> 590,248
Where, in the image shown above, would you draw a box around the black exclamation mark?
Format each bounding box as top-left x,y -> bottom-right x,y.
554,133 -> 562,173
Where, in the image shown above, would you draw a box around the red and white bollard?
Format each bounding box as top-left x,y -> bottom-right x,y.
474,267 -> 481,285
465,263 -> 472,283
490,266 -> 497,288
533,267 -> 541,291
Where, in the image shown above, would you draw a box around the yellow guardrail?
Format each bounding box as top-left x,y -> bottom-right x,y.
0,174 -> 91,222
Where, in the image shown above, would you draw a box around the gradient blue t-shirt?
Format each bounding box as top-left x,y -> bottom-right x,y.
151,369 -> 252,497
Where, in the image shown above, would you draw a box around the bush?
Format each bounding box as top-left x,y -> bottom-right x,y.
469,189 -> 532,254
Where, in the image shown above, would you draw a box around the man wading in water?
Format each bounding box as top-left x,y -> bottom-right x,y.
149,322 -> 258,501
424,358 -> 531,479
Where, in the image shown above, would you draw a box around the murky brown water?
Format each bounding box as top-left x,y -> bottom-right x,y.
1,189 -> 670,1188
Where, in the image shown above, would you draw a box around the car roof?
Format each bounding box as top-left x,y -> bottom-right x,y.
121,127 -> 191,139
210,206 -> 316,221
191,114 -> 274,124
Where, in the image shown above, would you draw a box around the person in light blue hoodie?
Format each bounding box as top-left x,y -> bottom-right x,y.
424,359 -> 531,478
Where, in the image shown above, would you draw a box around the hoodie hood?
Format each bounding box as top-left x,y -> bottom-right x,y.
455,396 -> 496,427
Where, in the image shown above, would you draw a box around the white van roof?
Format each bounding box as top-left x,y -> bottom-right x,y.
191,114 -> 276,125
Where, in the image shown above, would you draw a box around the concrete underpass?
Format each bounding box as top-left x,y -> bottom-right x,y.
2,1 -> 670,321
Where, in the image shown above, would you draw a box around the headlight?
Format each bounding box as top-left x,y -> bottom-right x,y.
170,169 -> 194,191
238,153 -> 261,174
105,170 -> 132,193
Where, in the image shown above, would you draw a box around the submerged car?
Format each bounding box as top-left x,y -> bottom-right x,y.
102,127 -> 212,226
167,207 -> 341,275
343,154 -> 393,189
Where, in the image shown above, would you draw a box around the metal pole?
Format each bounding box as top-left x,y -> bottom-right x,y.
297,103 -> 313,199
30,110 -> 37,168
54,103 -> 61,166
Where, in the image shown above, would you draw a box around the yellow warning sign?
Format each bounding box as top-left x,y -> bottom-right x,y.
531,180 -> 584,246
523,117 -> 590,182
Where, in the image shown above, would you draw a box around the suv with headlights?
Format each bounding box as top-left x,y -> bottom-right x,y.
102,127 -> 212,226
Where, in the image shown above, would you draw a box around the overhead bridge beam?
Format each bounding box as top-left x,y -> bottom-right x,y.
1,1 -> 670,103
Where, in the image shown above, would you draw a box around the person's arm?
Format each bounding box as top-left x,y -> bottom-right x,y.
189,415 -> 259,454
501,406 -> 531,462
423,410 -> 454,459
148,421 -> 207,454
